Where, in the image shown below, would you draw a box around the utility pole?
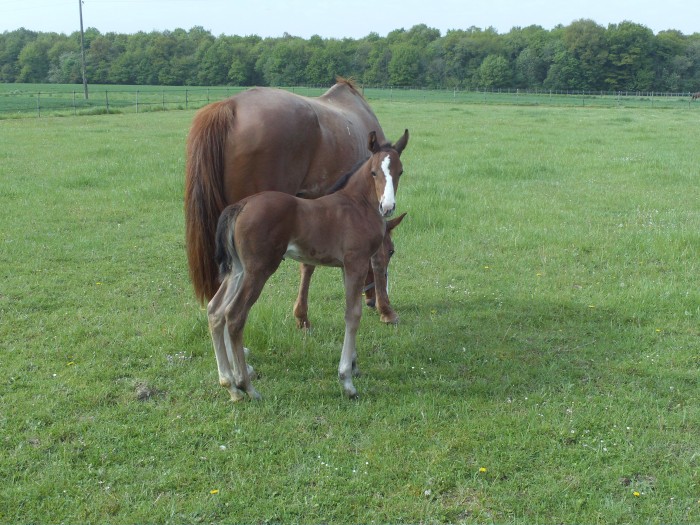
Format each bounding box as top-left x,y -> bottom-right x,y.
78,0 -> 88,99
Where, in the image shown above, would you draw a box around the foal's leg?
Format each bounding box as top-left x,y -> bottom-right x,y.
338,264 -> 366,398
224,272 -> 273,401
371,254 -> 399,325
207,273 -> 247,402
363,262 -> 376,307
293,263 -> 315,329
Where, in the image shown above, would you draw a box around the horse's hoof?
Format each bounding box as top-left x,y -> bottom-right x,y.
365,298 -> 376,308
380,313 -> 399,325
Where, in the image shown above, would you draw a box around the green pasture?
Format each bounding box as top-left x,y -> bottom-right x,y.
2,83 -> 699,118
1,99 -> 699,523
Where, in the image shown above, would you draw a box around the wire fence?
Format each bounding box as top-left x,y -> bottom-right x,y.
0,87 -> 246,118
1,85 -> 699,118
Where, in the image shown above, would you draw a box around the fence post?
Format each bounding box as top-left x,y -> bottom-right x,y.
73,91 -> 77,116
136,90 -> 139,114
105,90 -> 109,112
185,89 -> 188,109
162,90 -> 165,110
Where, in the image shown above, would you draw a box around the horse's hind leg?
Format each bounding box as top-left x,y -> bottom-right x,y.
208,272 -> 247,402
293,263 -> 315,329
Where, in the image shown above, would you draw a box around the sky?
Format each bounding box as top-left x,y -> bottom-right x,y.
1,0 -> 699,38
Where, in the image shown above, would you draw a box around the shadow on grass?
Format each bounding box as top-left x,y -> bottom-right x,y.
358,295 -> 650,402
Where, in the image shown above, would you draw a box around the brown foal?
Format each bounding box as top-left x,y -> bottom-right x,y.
207,130 -> 409,401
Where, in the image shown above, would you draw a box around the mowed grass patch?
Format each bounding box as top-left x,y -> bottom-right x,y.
1,103 -> 698,523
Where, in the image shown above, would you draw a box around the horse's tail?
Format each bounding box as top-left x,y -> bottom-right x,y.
184,99 -> 234,304
214,203 -> 246,279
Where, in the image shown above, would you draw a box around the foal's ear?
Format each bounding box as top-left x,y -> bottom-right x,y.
387,211 -> 407,231
367,131 -> 380,153
393,129 -> 409,155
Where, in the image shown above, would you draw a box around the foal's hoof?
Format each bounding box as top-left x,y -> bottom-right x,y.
296,317 -> 311,330
227,387 -> 247,403
247,388 -> 263,401
340,379 -> 358,399
345,389 -> 359,400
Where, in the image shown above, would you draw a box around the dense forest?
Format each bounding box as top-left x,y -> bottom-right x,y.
2,20 -> 700,92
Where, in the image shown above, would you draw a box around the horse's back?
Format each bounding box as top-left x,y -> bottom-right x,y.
221,89 -> 321,200
222,83 -> 384,202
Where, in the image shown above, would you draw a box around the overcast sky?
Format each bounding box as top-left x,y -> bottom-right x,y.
1,0 -> 699,38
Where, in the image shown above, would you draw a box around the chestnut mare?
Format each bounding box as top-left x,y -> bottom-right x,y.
207,130 -> 409,401
185,79 -> 401,326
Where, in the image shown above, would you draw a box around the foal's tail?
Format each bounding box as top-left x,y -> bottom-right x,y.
184,99 -> 235,304
214,203 -> 245,280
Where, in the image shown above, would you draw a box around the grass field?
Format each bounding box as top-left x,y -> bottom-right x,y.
2,83 -> 699,118
1,98 -> 699,523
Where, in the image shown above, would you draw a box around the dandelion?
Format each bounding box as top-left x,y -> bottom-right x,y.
633,491 -> 640,497
210,489 -> 219,495
479,467 -> 487,473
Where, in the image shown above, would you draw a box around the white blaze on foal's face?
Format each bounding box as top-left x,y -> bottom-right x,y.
379,153 -> 396,216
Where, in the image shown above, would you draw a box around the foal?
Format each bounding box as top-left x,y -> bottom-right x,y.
207,130 -> 409,401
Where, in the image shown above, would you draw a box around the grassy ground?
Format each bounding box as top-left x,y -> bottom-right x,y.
2,83 -> 698,118
1,100 -> 698,523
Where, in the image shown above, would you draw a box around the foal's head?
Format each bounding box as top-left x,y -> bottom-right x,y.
367,129 -> 409,217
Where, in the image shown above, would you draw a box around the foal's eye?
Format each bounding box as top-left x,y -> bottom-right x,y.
371,171 -> 377,177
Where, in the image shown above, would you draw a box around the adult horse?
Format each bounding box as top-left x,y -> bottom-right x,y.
692,92 -> 700,100
208,130 -> 408,401
185,78 -> 400,327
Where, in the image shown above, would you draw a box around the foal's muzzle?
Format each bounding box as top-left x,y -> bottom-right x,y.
380,202 -> 396,217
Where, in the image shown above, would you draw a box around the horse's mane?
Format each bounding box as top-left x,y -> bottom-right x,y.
326,161 -> 364,194
335,76 -> 361,96
326,141 -> 395,195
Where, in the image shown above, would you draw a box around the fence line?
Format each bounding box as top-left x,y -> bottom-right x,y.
1,86 -> 699,118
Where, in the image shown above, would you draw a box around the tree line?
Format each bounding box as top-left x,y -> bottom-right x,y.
2,20 -> 700,92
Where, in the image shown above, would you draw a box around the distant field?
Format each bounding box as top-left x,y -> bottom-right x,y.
1,83 -> 699,118
1,98 -> 698,523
